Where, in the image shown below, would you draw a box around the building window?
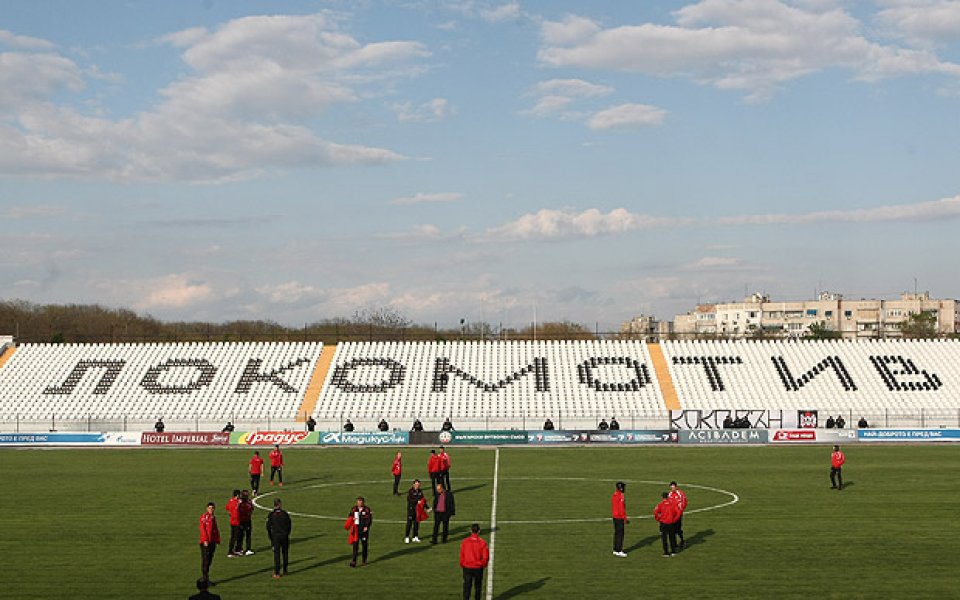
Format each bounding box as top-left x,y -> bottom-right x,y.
825,310 -> 833,317
844,310 -> 852,319
806,309 -> 818,317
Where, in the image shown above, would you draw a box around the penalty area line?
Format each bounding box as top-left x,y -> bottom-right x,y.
486,447 -> 500,600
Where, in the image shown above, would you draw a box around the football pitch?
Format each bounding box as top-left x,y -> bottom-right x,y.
1,444 -> 957,599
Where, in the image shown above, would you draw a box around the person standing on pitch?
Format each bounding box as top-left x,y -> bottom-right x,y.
427,450 -> 442,493
611,481 -> 629,557
405,479 -> 429,543
198,502 -> 221,585
431,483 -> 456,544
269,444 -> 284,487
830,444 -> 846,490
392,451 -> 403,496
460,523 -> 490,600
266,498 -> 292,579
345,496 -> 373,567
668,481 -> 688,549
225,489 -> 242,557
654,492 -> 680,557
439,446 -> 452,491
238,490 -> 254,555
249,451 -> 264,496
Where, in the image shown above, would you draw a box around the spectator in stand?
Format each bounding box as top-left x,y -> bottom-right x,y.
391,451 -> 403,496
238,490 -> 254,555
411,418 -> 424,432
722,414 -> 734,429
611,481 -> 628,557
198,502 -> 220,585
825,415 -> 836,429
378,419 -> 390,432
609,417 -> 620,431
221,422 -> 234,433
306,416 -> 316,432
226,489 -> 242,557
154,417 -> 165,433
188,578 -> 220,600
344,419 -> 355,432
836,415 -> 846,429
543,418 -> 555,431
857,416 -> 869,429
460,524 -> 490,600
654,492 -> 680,557
249,451 -> 264,496
598,418 -> 609,431
266,498 -> 292,578
442,417 -> 455,432
268,444 -> 284,487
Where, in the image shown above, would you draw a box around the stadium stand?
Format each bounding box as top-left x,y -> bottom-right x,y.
0,342 -> 323,428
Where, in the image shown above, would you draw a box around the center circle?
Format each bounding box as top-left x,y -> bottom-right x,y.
252,477 -> 739,524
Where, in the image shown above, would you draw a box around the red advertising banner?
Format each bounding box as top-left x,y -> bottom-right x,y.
141,431 -> 231,446
771,429 -> 818,442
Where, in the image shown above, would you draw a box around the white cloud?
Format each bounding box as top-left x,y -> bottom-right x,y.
480,2 -> 521,22
587,103 -> 666,130
533,78 -> 614,98
389,192 -> 464,205
255,281 -> 323,304
538,1 -> 960,100
391,97 -> 454,122
684,256 -> 743,270
522,78 -> 619,121
133,274 -> 215,310
876,1 -> 960,46
715,194 -> 960,225
0,29 -> 55,50
0,14 -> 428,182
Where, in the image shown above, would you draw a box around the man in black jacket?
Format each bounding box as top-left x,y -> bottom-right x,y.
431,483 -> 456,544
266,499 -> 292,579
405,479 -> 428,543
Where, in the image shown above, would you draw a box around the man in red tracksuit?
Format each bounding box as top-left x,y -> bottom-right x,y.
392,451 -> 403,496
427,450 -> 441,493
668,481 -> 688,549
439,446 -> 452,491
611,481 -> 628,557
654,492 -> 680,557
225,489 -> 242,557
269,445 -> 284,486
249,451 -> 264,496
238,490 -> 254,555
199,502 -> 221,584
830,445 -> 846,490
459,523 -> 490,600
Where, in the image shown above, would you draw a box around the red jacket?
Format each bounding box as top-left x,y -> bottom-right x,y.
249,455 -> 264,475
439,452 -> 451,471
225,497 -> 240,526
459,533 -> 490,569
654,499 -> 680,525
416,497 -> 429,522
611,490 -> 627,520
428,454 -> 441,474
344,517 -> 358,545
269,449 -> 283,468
238,499 -> 254,524
199,512 -> 220,544
831,450 -> 845,468
669,488 -> 688,513
392,455 -> 402,476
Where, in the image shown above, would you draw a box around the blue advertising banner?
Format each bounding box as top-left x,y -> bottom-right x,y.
588,430 -> 678,444
320,431 -> 409,445
439,430 -> 528,445
0,432 -> 141,445
857,428 -> 960,442
527,431 -> 589,444
679,428 -> 768,445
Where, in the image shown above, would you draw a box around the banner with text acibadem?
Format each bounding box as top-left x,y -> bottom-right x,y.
679,429 -> 768,445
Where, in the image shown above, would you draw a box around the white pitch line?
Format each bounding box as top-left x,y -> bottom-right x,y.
486,447 -> 500,600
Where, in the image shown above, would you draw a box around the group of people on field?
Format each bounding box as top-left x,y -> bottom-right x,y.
611,480 -> 689,558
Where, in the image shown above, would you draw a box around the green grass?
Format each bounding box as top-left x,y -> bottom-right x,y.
0,445 -> 957,599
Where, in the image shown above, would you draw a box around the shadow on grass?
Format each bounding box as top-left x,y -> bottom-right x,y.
293,553 -> 355,573
495,577 -> 550,599
682,528 -> 715,549
840,481 -> 855,490
290,533 -> 325,546
373,543 -> 432,564
215,557 -> 311,584
625,535 -> 659,553
448,483 -> 487,494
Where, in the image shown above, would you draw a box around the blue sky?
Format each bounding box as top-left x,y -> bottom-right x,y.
1,0 -> 959,330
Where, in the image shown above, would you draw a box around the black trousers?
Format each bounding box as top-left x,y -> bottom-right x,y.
441,469 -> 452,491
430,472 -> 441,492
352,532 -> 369,564
270,466 -> 283,483
831,467 -> 843,488
199,543 -> 216,580
432,513 -> 450,543
393,474 -> 401,495
229,524 -> 241,554
462,567 -> 484,599
612,518 -> 625,552
250,474 -> 261,494
660,523 -> 678,555
239,522 -> 252,552
272,535 -> 289,574
676,514 -> 684,543
405,512 -> 421,538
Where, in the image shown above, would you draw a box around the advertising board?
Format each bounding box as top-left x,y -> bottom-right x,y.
769,429 -> 857,443
857,428 -> 960,442
231,431 -> 319,446
0,432 -> 142,446
678,428 -> 768,444
527,430 -> 589,444
320,431 -> 409,446
439,430 -> 527,445
141,431 -> 230,446
587,430 -> 678,444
